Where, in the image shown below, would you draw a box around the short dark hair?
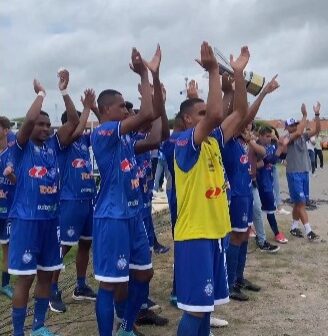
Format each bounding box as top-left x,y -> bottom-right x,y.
40,110 -> 50,118
173,113 -> 185,131
97,89 -> 122,114
179,98 -> 204,117
0,116 -> 11,130
61,110 -> 81,125
259,126 -> 272,136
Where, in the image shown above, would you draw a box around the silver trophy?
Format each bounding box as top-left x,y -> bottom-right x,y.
214,47 -> 265,96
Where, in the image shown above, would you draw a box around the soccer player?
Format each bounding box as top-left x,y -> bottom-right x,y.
91,47 -> 155,336
49,89 -> 97,313
284,102 -> 321,240
8,73 -> 79,336
0,116 -> 16,299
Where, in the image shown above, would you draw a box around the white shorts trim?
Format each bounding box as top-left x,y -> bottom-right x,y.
61,240 -> 78,246
79,235 -> 92,241
0,239 -> 9,244
214,297 -> 230,306
248,222 -> 253,226
8,268 -> 37,275
95,275 -> 129,283
177,302 -> 214,312
231,227 -> 249,233
262,210 -> 275,214
129,263 -> 153,270
37,264 -> 63,271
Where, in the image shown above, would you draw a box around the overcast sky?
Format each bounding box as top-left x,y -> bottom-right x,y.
1,0 -> 327,125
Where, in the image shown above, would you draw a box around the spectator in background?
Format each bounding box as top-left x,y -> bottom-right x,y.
153,149 -> 168,193
314,134 -> 324,169
306,128 -> 316,175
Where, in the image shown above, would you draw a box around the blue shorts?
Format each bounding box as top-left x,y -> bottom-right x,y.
93,215 -> 152,283
229,196 -> 253,232
286,172 -> 309,204
175,239 -> 229,312
258,189 -> 276,213
60,199 -> 93,246
8,219 -> 62,275
0,218 -> 11,244
143,215 -> 154,251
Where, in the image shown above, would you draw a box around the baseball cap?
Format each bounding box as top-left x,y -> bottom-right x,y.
285,118 -> 299,127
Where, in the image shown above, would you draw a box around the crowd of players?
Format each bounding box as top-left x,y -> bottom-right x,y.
0,41 -> 322,336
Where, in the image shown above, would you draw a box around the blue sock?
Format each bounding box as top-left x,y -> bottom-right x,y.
236,241 -> 248,284
114,299 -> 127,320
96,287 -> 114,336
51,282 -> 58,295
140,282 -> 150,310
1,271 -> 10,287
199,312 -> 211,336
226,242 -> 240,290
267,213 -> 279,236
121,279 -> 148,331
177,312 -> 202,336
12,306 -> 27,336
32,297 -> 49,331
171,271 -> 176,297
77,276 -> 86,289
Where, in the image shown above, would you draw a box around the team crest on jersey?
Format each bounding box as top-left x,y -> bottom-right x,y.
117,255 -> 128,270
240,155 -> 248,164
29,166 -> 48,178
72,159 -> 87,168
204,279 -> 214,297
121,159 -> 132,172
67,227 -> 75,238
22,250 -> 33,264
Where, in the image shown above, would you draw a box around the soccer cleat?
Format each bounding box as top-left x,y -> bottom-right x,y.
49,291 -> 66,313
30,326 -> 59,336
147,298 -> 161,312
136,309 -> 168,326
290,228 -> 304,238
72,285 -> 97,301
0,284 -> 14,299
210,316 -> 228,327
276,208 -> 291,215
236,278 -> 261,292
258,241 -> 280,253
307,231 -> 320,241
229,286 -> 249,301
275,232 -> 288,244
153,242 -> 170,254
116,327 -> 138,336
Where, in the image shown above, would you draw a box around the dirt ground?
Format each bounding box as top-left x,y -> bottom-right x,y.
1,159 -> 328,336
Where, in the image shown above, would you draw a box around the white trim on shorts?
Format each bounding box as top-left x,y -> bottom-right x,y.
129,263 -> 153,270
8,268 -> 37,275
95,275 -> 129,283
177,302 -> 214,312
37,264 -> 63,271
231,227 -> 249,232
262,210 -> 275,214
79,235 -> 93,241
248,222 -> 253,226
61,240 -> 79,246
214,297 -> 230,306
0,239 -> 9,244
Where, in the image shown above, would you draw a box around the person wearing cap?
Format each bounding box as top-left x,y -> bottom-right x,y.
284,102 -> 321,241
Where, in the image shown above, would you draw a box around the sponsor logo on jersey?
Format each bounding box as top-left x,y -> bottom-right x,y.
29,166 -> 48,178
0,189 -> 8,199
176,139 -> 188,146
205,187 -> 222,199
240,154 -> 249,164
72,158 -> 87,168
39,185 -> 58,194
98,129 -> 114,136
121,159 -> 132,172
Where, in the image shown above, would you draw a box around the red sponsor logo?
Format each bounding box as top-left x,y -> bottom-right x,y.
72,158 -> 86,168
29,166 -> 48,178
98,129 -> 114,136
240,155 -> 248,164
205,187 -> 222,199
176,139 -> 188,146
121,159 -> 132,172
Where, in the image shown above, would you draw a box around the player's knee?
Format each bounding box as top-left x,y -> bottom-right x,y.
230,231 -> 244,245
78,239 -> 92,250
133,268 -> 154,283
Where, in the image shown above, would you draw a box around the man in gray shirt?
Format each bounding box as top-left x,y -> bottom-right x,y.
284,102 -> 321,241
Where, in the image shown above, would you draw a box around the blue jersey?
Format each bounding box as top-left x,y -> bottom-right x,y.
0,147 -> 16,219
7,131 -> 16,148
91,121 -> 140,219
134,133 -> 152,219
58,133 -> 96,201
9,136 -> 61,220
222,137 -> 251,197
256,144 -> 277,192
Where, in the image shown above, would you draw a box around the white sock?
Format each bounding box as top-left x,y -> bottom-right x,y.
304,223 -> 312,235
291,220 -> 300,230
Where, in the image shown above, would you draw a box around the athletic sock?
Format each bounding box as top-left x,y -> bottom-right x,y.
12,307 -> 27,336
236,241 -> 248,284
304,223 -> 312,235
32,297 -> 49,331
1,271 -> 10,287
266,213 -> 279,236
51,282 -> 58,295
95,287 -> 114,336
226,242 -> 240,290
291,220 -> 300,230
177,312 -> 203,336
114,299 -> 127,320
77,276 -> 86,289
198,312 -> 211,336
140,282 -> 150,310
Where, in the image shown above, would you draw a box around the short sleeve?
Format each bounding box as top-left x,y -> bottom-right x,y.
174,128 -> 200,172
91,121 -> 120,149
210,127 -> 224,150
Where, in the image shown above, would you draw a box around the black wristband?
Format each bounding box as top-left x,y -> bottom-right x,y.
315,114 -> 320,117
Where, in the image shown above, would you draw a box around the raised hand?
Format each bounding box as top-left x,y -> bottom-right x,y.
301,103 -> 307,118
161,83 -> 167,102
3,165 -> 13,177
230,46 -> 250,73
33,79 -> 45,94
143,44 -> 161,76
313,101 -> 321,115
187,80 -> 199,99
221,73 -> 234,93
129,48 -> 147,76
81,89 -> 96,109
195,41 -> 218,72
58,68 -> 69,91
263,74 -> 279,94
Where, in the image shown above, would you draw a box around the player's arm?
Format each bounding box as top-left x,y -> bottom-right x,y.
70,89 -> 96,141
288,103 -> 308,142
193,42 -> 223,146
237,75 -> 279,134
120,48 -> 154,135
220,46 -> 250,143
3,166 -> 16,184
222,73 -> 234,118
134,118 -> 162,154
306,102 -> 321,138
56,69 -> 80,146
16,80 -> 46,147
